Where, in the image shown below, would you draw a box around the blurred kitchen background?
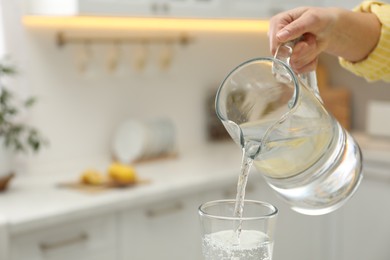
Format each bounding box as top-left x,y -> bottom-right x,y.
0,0 -> 390,260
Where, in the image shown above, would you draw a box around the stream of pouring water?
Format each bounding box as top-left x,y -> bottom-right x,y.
230,56 -> 284,245
232,147 -> 255,244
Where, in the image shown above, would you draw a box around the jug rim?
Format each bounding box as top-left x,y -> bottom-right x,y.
215,56 -> 300,123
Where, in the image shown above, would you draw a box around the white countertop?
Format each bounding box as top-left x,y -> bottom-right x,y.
0,133 -> 389,235
0,142 -> 243,235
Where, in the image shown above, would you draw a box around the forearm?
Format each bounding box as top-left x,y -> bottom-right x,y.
325,8 -> 381,63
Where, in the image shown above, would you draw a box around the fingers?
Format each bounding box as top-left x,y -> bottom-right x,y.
292,57 -> 318,74
269,7 -> 310,54
268,16 -> 289,55
290,34 -> 319,73
269,7 -> 330,73
276,11 -> 318,42
268,7 -> 327,55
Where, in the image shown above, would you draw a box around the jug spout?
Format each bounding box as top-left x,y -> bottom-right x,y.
220,120 -> 261,159
220,120 -> 244,147
215,57 -> 299,160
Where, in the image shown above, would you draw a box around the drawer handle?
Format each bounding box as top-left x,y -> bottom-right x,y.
40,233 -> 88,251
146,202 -> 184,218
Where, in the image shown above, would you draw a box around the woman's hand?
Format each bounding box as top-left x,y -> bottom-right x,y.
268,6 -> 381,73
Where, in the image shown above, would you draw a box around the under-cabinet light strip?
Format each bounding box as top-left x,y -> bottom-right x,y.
22,16 -> 269,32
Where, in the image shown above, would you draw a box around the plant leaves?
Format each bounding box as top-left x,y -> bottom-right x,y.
0,60 -> 47,154
24,97 -> 37,107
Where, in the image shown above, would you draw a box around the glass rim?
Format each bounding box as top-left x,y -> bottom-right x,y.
198,199 -> 278,221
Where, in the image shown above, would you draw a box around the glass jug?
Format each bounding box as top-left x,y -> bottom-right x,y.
215,43 -> 363,215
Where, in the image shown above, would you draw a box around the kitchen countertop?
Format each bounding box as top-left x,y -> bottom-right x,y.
0,132 -> 390,235
0,142 -> 243,235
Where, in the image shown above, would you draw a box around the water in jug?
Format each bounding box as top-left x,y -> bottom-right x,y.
215,42 -> 363,215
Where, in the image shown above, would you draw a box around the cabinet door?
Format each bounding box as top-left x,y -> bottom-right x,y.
336,169 -> 390,260
226,0 -> 321,18
10,214 -> 118,260
79,0 -> 154,16
120,194 -> 203,260
25,0 -> 156,16
167,0 -> 224,18
79,0 -> 224,18
226,0 -> 270,19
0,220 -> 9,260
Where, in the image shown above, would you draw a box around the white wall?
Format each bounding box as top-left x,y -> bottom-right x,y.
3,1 -> 389,176
2,0 -> 269,175
0,1 -> 5,56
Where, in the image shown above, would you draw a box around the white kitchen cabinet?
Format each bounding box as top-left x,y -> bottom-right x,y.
163,0 -> 226,18
334,164 -> 390,260
119,193 -> 204,260
80,0 -> 153,17
9,214 -> 118,260
28,0 -> 355,19
0,218 -> 8,260
118,176 -> 254,260
23,0 -> 277,19
24,0 -> 224,18
208,0 -> 327,19
226,0 -> 324,19
24,0 -> 155,16
24,0 -> 360,19
81,0 -> 225,18
226,0 -> 273,19
265,0 -> 324,15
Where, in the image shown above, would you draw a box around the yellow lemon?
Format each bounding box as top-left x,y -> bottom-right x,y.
80,169 -> 105,185
108,162 -> 137,184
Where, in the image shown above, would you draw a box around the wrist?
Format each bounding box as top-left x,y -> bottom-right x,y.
326,8 -> 381,62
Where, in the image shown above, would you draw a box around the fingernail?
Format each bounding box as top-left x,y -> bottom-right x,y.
276,30 -> 290,40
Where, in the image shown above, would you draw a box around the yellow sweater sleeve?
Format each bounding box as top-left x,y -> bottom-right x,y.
339,1 -> 390,82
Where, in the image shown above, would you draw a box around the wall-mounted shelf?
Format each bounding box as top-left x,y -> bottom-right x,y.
21,0 -> 272,75
56,32 -> 194,48
55,32 -> 193,73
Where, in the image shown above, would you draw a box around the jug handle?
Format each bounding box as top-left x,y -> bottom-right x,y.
274,40 -> 323,103
300,70 -> 323,103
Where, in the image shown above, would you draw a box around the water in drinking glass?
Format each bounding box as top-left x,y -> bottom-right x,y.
199,200 -> 277,260
202,230 -> 273,260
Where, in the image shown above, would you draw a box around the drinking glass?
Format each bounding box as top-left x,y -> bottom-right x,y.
199,199 -> 278,260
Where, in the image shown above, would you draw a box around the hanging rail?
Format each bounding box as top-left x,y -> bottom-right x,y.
56,32 -> 194,48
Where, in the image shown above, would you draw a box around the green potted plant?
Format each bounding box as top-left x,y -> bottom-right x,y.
0,59 -> 46,191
